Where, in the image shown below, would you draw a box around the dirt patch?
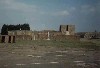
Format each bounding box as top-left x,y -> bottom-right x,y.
0,44 -> 100,68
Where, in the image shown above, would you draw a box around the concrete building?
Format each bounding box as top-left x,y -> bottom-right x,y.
59,25 -> 75,35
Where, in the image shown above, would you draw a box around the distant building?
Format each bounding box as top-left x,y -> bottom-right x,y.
59,25 -> 75,35
0,35 -> 15,43
0,24 -> 78,43
84,32 -> 100,39
8,30 -> 33,40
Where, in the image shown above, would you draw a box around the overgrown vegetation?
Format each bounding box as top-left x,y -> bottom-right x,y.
1,23 -> 30,35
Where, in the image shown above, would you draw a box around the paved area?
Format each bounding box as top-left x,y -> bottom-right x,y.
0,45 -> 100,68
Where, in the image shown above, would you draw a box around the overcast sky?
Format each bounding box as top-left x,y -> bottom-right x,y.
0,0 -> 100,32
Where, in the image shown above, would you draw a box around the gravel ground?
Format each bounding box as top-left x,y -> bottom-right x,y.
0,44 -> 100,68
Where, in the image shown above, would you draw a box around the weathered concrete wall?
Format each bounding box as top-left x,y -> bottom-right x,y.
8,30 -> 33,40
8,30 -> 33,36
59,25 -> 75,35
33,31 -> 48,40
16,35 -> 32,41
59,25 -> 67,34
68,25 -> 75,35
51,35 -> 80,41
7,25 -> 76,41
0,35 -> 15,43
33,31 -> 79,40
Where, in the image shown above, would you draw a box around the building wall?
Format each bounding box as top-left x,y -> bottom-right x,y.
7,25 -> 76,41
0,35 -> 15,43
32,31 -> 79,40
59,25 -> 67,34
8,30 -> 33,41
68,25 -> 75,35
59,25 -> 75,35
8,30 -> 33,36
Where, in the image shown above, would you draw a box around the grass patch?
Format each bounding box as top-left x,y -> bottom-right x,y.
0,39 -> 99,50
12,40 -> 99,49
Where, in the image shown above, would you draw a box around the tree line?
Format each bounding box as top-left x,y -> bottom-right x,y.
1,23 -> 30,35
